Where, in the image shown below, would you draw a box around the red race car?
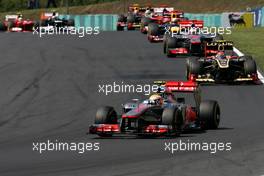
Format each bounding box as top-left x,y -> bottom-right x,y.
89,81 -> 220,138
147,11 -> 204,43
0,14 -> 35,32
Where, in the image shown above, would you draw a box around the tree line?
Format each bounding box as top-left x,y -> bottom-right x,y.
0,0 -> 118,12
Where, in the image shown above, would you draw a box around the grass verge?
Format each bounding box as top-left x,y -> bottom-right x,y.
224,28 -> 264,71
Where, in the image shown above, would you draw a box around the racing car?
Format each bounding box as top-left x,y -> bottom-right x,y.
140,6 -> 175,34
0,14 -> 35,32
117,4 -> 150,31
89,81 -> 220,137
186,41 -> 259,83
163,29 -> 223,57
147,12 -> 204,43
35,12 -> 75,32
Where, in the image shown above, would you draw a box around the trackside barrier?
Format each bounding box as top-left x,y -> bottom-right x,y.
185,13 -> 222,27
59,14 -> 118,31
59,10 -> 263,30
262,7 -> 264,27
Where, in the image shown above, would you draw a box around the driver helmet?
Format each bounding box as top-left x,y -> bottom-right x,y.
149,94 -> 163,105
215,51 -> 225,59
17,13 -> 23,20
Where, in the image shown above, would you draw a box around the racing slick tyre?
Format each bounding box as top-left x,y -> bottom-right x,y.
186,57 -> 199,80
67,19 -> 75,26
244,58 -> 257,75
0,22 -> 6,31
127,14 -> 135,23
117,26 -> 124,31
199,100 -> 220,129
95,106 -> 118,124
161,107 -> 184,136
118,15 -> 126,22
148,23 -> 159,36
165,37 -> 177,57
163,33 -> 170,54
188,58 -> 201,77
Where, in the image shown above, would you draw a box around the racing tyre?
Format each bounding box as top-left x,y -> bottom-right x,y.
95,106 -> 118,124
186,57 -> 199,80
199,100 -> 220,129
67,19 -> 75,26
244,58 -> 257,75
0,22 -> 6,31
118,15 -> 126,22
148,23 -> 159,36
161,107 -> 184,136
163,33 -> 170,54
165,37 -> 177,57
117,26 -> 124,31
188,58 -> 201,75
127,14 -> 135,23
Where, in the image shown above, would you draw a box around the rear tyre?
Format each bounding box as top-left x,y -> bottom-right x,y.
199,100 -> 220,129
244,58 -> 257,75
166,37 -> 177,57
95,106 -> 118,124
118,15 -> 126,22
0,22 -> 6,31
67,19 -> 75,26
188,58 -> 201,76
148,23 -> 159,36
186,57 -> 199,80
161,107 -> 183,136
127,14 -> 135,23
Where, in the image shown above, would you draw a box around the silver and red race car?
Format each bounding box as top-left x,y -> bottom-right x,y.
89,81 -> 220,137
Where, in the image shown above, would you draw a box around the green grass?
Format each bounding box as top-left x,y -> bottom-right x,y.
224,28 -> 264,71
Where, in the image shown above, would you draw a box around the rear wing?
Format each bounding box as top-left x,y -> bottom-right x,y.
179,20 -> 204,28
5,15 -> 18,21
154,81 -> 201,107
204,40 -> 233,57
40,12 -> 58,20
153,7 -> 174,13
154,81 -> 198,92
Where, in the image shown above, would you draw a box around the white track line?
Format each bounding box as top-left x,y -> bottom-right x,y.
233,47 -> 264,83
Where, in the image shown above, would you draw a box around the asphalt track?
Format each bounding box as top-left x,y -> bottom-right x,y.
0,31 -> 263,176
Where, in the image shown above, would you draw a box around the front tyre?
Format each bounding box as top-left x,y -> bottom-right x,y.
161,107 -> 184,136
199,100 -> 220,129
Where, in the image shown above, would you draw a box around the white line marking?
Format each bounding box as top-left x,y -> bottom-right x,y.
233,47 -> 264,83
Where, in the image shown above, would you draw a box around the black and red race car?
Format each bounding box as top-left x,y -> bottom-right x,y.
186,40 -> 259,84
0,14 -> 35,32
89,81 -> 220,137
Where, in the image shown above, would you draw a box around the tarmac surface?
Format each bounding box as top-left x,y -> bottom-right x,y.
0,31 -> 263,176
